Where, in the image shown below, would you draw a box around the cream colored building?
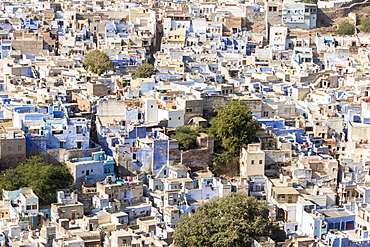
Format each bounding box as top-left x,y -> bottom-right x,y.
240,144 -> 265,177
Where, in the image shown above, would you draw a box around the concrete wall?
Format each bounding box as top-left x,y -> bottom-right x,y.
158,109 -> 185,128
51,203 -> 84,221
143,98 -> 158,123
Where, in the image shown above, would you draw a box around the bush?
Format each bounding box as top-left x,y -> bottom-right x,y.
360,18 -> 370,33
171,126 -> 204,151
335,22 -> 355,35
134,63 -> 156,78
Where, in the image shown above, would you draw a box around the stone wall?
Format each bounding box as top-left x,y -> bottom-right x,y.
319,0 -> 370,23
0,137 -> 26,169
12,40 -> 44,55
202,95 -> 229,120
181,148 -> 212,171
169,134 -> 214,171
0,153 -> 26,170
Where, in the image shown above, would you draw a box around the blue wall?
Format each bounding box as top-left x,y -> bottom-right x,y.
26,134 -> 47,152
153,140 -> 169,174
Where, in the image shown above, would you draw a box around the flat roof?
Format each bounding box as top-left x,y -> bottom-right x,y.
272,187 -> 299,195
164,177 -> 193,183
322,210 -> 353,218
23,193 -> 37,199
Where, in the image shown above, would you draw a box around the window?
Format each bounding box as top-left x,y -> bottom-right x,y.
7,147 -> 11,151
26,205 -> 32,210
263,111 -> 268,117
169,118 -> 172,121
76,126 -> 83,134
18,145 -> 22,151
251,160 -> 255,165
151,105 -> 153,108
60,142 -> 65,149
178,117 -> 181,120
82,171 -> 85,174
259,160 -> 263,164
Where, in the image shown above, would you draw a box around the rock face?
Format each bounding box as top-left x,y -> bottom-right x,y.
319,0 -> 370,26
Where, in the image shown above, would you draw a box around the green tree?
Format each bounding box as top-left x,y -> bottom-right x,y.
83,50 -> 114,75
209,100 -> 257,155
360,18 -> 370,33
0,156 -> 73,204
134,63 -> 156,78
335,22 -> 355,35
174,193 -> 285,247
170,126 -> 204,151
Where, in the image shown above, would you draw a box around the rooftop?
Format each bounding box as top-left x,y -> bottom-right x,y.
321,210 -> 353,218
272,186 -> 300,195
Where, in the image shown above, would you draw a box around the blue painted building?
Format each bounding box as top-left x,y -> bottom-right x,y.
320,208 -> 355,232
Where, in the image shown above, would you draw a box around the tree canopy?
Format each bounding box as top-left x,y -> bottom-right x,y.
208,100 -> 257,171
83,50 -> 114,75
360,18 -> 370,33
170,126 -> 204,151
335,22 -> 355,35
0,156 -> 73,204
210,100 -> 257,154
174,193 -> 285,247
209,100 -> 257,155
134,63 -> 156,78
